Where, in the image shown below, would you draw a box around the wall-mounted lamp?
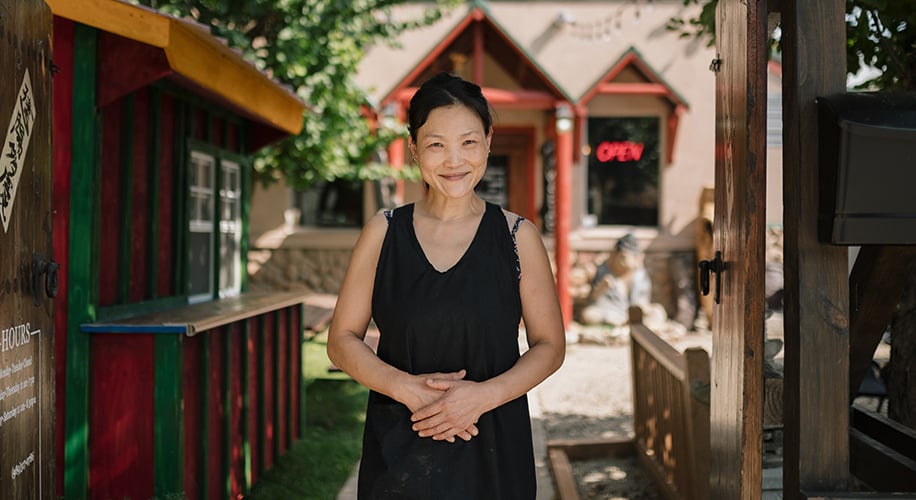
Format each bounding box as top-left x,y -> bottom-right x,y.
556,103 -> 574,134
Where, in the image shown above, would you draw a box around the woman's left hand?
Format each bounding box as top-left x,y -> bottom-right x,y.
410,377 -> 491,442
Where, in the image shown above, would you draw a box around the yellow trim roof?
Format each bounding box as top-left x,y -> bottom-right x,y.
48,0 -> 305,136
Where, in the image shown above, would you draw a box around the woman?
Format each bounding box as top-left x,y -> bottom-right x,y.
327,72 -> 565,499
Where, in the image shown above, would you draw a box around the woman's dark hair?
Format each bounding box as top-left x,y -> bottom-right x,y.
407,72 -> 493,141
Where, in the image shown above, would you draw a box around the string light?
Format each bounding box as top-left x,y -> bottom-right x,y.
557,0 -> 653,43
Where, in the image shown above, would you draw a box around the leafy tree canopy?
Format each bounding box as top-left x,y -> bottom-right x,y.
136,0 -> 459,189
667,0 -> 916,90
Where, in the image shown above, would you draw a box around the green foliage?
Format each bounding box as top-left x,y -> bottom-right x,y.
136,0 -> 456,188
845,0 -> 916,90
666,0 -> 916,90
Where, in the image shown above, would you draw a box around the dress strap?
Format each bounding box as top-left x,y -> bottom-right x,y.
383,209 -> 393,223
510,215 -> 525,280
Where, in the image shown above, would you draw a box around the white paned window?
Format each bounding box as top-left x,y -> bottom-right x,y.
219,160 -> 242,297
188,151 -> 216,302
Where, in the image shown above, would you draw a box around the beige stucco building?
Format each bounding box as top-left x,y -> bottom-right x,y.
249,0 -> 784,327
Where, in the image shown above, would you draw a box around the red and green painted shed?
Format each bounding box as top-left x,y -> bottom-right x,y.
48,0 -> 309,498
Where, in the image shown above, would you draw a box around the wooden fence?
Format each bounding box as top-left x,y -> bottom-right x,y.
630,309 -> 710,500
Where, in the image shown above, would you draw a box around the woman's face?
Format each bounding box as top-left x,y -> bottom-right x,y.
411,104 -> 492,200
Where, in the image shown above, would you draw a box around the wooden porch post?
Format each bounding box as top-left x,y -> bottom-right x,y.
781,0 -> 849,497
554,104 -> 573,328
710,0 -> 767,497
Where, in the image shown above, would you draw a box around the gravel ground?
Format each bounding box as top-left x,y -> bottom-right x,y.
530,326 -> 714,500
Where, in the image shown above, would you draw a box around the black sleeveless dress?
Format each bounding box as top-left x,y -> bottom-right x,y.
358,202 -> 535,500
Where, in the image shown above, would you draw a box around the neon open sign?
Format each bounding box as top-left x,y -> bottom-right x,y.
596,141 -> 645,163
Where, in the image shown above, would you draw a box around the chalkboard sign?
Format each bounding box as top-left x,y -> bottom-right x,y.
0,1 -> 55,498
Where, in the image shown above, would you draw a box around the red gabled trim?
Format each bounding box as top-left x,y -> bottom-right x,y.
473,18 -> 484,85
382,7 -> 568,107
595,82 -> 672,96
579,49 -> 688,110
382,12 -> 478,106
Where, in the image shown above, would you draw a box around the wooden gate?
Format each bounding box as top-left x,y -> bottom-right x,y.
0,1 -> 55,498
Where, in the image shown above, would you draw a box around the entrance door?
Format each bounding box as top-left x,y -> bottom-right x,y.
489,127 -> 535,222
0,1 -> 55,498
709,0 -> 768,498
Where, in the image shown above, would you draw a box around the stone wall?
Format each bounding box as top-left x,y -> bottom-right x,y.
248,247 -> 352,294
246,226 -> 785,331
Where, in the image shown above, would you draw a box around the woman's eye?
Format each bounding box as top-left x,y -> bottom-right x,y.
463,140 -> 477,146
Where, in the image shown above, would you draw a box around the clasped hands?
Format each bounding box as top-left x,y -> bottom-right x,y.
404,369 -> 486,444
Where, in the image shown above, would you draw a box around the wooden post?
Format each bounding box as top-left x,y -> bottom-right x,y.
781,0 -> 849,496
710,0 -> 768,498
554,105 -> 573,328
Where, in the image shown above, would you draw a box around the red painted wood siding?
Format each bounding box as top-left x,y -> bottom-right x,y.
183,334 -> 203,500
247,317 -> 260,482
278,309 -> 289,454
262,313 -> 275,469
208,331 -> 226,500
290,305 -> 301,439
98,99 -> 123,306
88,334 -> 155,499
130,88 -> 151,302
230,323 -> 245,498
52,16 -> 75,496
158,94 -> 176,297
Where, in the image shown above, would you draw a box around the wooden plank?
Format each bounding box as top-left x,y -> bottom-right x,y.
156,91 -> 175,297
781,0 -> 850,496
635,440 -> 681,500
64,22 -> 98,499
182,335 -> 203,500
547,448 -> 580,500
89,335 -> 155,498
262,312 -> 276,469
175,100 -> 189,295
81,290 -> 311,335
711,0 -> 768,497
148,87 -> 162,300
849,428 -> 916,491
848,246 -> 916,400
118,92 -> 135,303
241,319 -> 253,493
154,335 -> 184,496
684,347 -> 711,500
98,99 -> 123,306
850,404 -> 916,458
129,88 -> 151,303
630,322 -> 687,380
546,437 -> 635,461
53,16 -> 76,495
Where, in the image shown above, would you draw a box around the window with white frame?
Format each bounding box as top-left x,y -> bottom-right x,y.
188,147 -> 245,302
219,160 -> 242,297
586,116 -> 661,226
188,151 -> 216,302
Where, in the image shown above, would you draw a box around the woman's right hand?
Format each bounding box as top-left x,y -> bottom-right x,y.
401,369 -> 479,442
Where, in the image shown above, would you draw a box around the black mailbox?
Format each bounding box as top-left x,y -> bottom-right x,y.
817,92 -> 916,245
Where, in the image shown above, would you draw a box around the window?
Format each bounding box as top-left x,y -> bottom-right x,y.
587,117 -> 660,226
219,160 -> 242,297
188,146 -> 245,302
293,179 -> 364,227
188,151 -> 216,302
